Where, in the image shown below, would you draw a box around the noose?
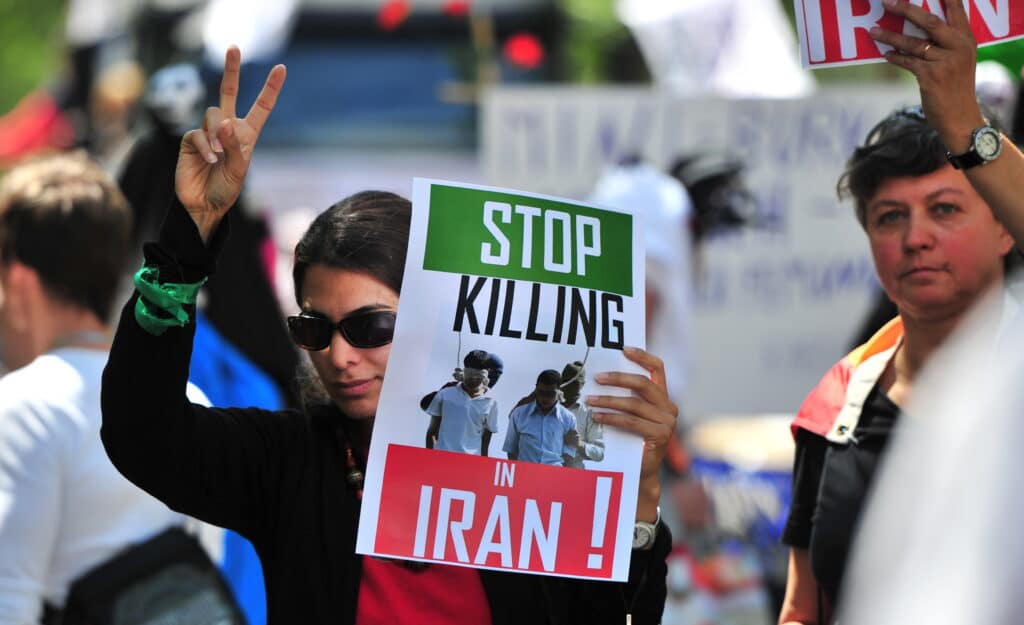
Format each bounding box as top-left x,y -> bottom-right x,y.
453,331 -> 464,382
559,344 -> 590,389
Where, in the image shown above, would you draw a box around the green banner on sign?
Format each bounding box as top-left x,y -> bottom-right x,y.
423,184 -> 633,297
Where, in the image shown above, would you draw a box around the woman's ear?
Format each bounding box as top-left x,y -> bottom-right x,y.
3,261 -> 42,333
997,225 -> 1015,257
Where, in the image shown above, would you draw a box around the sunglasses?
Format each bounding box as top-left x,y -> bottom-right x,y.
287,310 -> 396,351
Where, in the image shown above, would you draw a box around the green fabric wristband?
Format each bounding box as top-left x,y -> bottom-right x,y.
133,266 -> 207,336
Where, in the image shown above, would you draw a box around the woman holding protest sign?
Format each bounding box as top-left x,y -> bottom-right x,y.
779,2 -> 1024,624
100,46 -> 675,625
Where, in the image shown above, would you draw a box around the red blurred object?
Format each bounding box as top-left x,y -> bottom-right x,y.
0,91 -> 75,169
378,0 -> 411,31
503,32 -> 545,69
442,0 -> 470,17
664,434 -> 689,475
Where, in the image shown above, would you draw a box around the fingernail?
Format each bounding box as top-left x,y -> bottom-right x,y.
584,394 -> 598,404
205,152 -> 218,164
623,346 -> 640,354
869,27 -> 881,36
212,136 -> 223,152
594,373 -> 609,383
883,0 -> 896,7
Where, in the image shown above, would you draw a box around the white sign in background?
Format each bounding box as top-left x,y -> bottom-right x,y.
482,86 -> 917,418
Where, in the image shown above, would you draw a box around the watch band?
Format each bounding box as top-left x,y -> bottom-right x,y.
947,125 -> 1002,170
632,506 -> 661,551
946,148 -> 986,170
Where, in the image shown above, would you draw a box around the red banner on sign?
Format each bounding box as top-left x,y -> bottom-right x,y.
374,444 -> 624,578
795,0 -> 1024,69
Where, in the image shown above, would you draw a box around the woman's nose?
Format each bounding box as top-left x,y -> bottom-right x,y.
903,212 -> 936,251
327,330 -> 361,368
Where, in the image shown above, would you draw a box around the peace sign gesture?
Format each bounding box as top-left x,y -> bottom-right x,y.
175,46 -> 287,243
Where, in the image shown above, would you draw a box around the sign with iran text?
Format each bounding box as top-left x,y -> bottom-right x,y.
356,179 -> 646,581
794,0 -> 1024,69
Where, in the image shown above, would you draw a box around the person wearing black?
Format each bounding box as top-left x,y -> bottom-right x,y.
120,62 -> 300,409
101,47 -> 677,624
778,16 -> 1020,620
833,3 -> 1024,624
781,109 -> 1017,620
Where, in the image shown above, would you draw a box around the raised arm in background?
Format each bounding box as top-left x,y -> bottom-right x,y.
871,0 -> 1024,244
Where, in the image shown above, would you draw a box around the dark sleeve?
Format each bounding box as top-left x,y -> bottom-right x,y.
619,520 -> 672,625
781,428 -> 827,548
480,522 -> 671,624
574,521 -> 672,625
201,205 -> 300,407
100,197 -> 296,538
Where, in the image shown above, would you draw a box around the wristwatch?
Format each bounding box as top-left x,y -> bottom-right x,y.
946,125 -> 1003,170
632,507 -> 660,551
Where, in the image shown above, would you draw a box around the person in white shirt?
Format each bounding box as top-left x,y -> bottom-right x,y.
424,350 -> 499,456
560,361 -> 604,469
0,152 -> 200,624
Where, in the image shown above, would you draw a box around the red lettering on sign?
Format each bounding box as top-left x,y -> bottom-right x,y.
795,0 -> 1024,68
373,445 -> 623,577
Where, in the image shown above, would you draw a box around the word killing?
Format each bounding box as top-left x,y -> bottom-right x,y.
453,275 -> 625,349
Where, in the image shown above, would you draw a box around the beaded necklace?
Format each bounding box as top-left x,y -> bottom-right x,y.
343,444 -> 365,501
336,427 -> 430,571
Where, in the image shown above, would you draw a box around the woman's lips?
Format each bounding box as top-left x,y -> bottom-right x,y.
332,379 -> 375,397
901,266 -> 942,279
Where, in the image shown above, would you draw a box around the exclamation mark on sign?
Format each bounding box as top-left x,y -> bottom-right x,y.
587,476 -> 612,569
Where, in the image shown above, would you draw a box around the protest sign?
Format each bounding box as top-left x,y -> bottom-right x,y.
794,0 -> 1024,68
356,179 -> 646,581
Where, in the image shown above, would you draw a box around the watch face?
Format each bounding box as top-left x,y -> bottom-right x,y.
975,128 -> 1003,160
632,524 -> 654,549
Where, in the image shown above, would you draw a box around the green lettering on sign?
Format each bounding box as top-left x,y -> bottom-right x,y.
423,184 -> 633,297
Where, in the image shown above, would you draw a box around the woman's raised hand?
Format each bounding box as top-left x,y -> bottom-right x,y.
175,46 -> 286,243
869,0 -> 983,151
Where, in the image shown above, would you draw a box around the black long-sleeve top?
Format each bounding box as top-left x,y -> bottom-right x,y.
100,199 -> 670,625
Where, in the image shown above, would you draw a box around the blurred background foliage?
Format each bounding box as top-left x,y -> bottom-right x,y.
555,0 -> 906,85
979,42 -> 1024,75
0,0 -> 66,112
1,0 -> 1022,115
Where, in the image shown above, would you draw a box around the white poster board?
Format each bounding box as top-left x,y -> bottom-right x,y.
481,86 -> 917,418
356,178 -> 647,581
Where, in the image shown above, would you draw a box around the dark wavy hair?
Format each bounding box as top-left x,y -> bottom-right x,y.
292,190 -> 412,305
838,107 -> 945,228
838,104 -> 1020,272
292,191 -> 412,413
838,105 -> 1005,228
536,369 -> 561,386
